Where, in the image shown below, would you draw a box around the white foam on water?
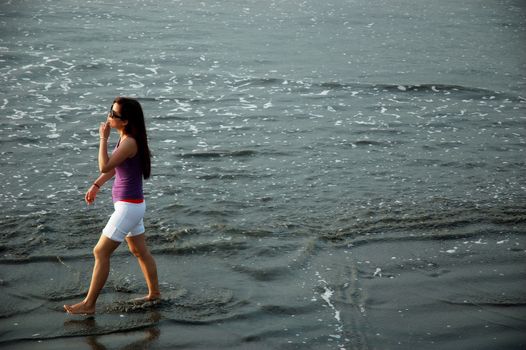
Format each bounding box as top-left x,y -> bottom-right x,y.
315,271 -> 345,347
18,143 -> 49,149
241,104 -> 257,110
60,78 -> 72,92
188,125 -> 199,134
130,81 -> 145,89
444,247 -> 457,254
353,120 -> 376,126
7,109 -> 26,120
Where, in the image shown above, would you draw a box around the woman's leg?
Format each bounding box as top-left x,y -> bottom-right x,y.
126,233 -> 160,300
64,235 -> 120,314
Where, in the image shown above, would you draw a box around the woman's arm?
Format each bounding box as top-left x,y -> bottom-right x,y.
94,170 -> 116,187
85,169 -> 115,205
98,122 -> 137,174
98,122 -> 111,173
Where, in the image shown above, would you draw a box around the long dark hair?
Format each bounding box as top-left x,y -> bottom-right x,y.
113,97 -> 151,179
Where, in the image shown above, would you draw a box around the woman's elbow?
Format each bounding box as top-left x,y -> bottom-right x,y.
100,165 -> 113,173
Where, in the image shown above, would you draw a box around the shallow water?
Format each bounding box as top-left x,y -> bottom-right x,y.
1,0 -> 526,349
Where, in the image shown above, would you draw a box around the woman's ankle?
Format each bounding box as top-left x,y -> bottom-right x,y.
148,291 -> 161,299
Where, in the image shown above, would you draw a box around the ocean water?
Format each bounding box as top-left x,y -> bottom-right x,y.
1,0 -> 525,349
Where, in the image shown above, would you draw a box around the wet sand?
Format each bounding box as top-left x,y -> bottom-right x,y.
1,231 -> 525,349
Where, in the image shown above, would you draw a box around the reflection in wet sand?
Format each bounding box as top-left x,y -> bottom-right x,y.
64,312 -> 161,350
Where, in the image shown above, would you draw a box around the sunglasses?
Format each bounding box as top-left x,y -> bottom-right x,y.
108,106 -> 125,120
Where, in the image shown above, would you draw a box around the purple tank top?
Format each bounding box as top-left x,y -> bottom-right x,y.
112,139 -> 144,202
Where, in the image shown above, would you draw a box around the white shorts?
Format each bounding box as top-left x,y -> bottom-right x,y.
102,201 -> 146,242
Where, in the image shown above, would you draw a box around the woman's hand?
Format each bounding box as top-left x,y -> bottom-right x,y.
99,121 -> 110,140
85,185 -> 99,205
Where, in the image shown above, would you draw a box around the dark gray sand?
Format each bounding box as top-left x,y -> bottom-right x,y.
1,232 -> 524,349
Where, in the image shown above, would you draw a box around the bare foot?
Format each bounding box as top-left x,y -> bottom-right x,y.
131,293 -> 161,304
64,301 -> 96,315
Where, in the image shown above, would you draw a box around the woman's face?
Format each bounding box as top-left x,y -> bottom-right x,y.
108,103 -> 127,129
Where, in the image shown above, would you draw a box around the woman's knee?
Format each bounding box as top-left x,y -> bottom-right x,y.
93,245 -> 109,259
128,245 -> 140,258
129,245 -> 150,259
126,234 -> 150,259
93,238 -> 119,259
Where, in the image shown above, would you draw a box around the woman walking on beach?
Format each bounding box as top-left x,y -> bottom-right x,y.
64,97 -> 160,315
